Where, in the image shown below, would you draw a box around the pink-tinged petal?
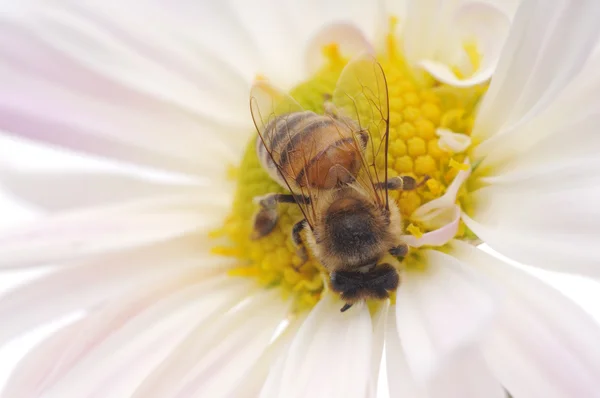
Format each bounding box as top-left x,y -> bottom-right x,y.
0,233 -> 234,346
305,23 -> 374,75
386,310 -> 505,398
260,294 -> 372,398
395,250 -> 501,383
419,2 -> 509,87
128,290 -> 285,398
35,278 -> 255,398
0,167 -> 211,212
403,205 -> 460,248
412,159 -> 470,219
473,0 -> 600,145
1,274 -> 249,397
0,187 -> 229,268
0,4 -> 252,176
450,240 -> 600,398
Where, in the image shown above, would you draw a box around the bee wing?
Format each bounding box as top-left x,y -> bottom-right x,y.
249,80 -> 318,228
331,55 -> 391,209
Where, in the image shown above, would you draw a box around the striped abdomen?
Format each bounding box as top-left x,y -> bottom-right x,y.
256,111 -> 366,192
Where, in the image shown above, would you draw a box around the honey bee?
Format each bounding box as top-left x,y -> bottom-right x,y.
250,55 -> 426,311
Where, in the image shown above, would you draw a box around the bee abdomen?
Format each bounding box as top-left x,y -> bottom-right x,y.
256,111 -> 362,191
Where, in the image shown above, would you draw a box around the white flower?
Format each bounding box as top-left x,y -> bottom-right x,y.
0,1 -> 599,398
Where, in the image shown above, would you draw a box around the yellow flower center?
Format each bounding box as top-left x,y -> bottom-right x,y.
212,22 -> 487,312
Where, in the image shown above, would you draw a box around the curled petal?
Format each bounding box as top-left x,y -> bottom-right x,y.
402,205 -> 460,248
436,128 -> 472,153
419,2 -> 509,87
305,23 -> 374,75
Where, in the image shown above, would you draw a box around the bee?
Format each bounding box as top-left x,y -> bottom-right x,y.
250,55 -> 426,312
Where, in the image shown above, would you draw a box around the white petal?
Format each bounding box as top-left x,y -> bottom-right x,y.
463,171 -> 600,277
305,23 -> 374,75
402,205 -> 460,248
226,315 -> 307,398
39,277 -> 254,398
0,187 -> 229,268
473,0 -> 600,144
0,167 -> 207,211
367,301 -> 389,398
2,275 -> 251,397
450,240 -> 600,398
395,249 -> 500,382
436,128 -> 472,153
225,0 -> 381,88
0,3 -> 251,175
419,2 -> 509,87
386,309 -> 422,398
0,235 -> 233,346
170,295 -> 289,398
386,309 -> 505,398
412,159 -> 471,219
260,293 -> 372,398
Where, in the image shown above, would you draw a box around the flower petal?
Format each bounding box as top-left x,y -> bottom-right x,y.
450,240 -> 600,398
2,275 -> 251,397
0,187 -> 229,268
386,310 -> 421,397
45,283 -> 267,398
305,23 -> 374,75
403,205 -> 460,248
386,309 -> 505,398
260,293 -> 372,398
473,0 -> 600,144
0,4 -> 252,175
0,167 -> 208,212
401,0 -> 447,69
226,315 -> 306,398
367,301 -> 389,398
419,2 -> 509,87
170,294 -> 289,398
395,249 -> 500,382
463,165 -> 600,277
0,235 -> 233,346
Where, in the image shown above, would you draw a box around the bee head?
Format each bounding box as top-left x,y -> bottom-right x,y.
330,264 -> 399,312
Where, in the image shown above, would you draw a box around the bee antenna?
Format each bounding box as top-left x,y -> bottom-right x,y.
340,303 -> 353,312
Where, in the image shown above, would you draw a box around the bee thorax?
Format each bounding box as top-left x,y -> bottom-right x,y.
320,196 -> 389,269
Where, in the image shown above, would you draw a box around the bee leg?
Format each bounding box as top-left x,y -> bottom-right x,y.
292,219 -> 309,271
389,243 -> 409,260
377,175 -> 431,191
251,193 -> 309,239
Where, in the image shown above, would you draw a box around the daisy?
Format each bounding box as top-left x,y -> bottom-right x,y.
0,0 -> 599,397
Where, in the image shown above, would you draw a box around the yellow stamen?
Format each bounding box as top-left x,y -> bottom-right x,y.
406,223 -> 424,238
449,158 -> 470,171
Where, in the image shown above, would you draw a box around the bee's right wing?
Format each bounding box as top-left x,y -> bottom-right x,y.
249,80 -> 318,228
331,55 -> 391,210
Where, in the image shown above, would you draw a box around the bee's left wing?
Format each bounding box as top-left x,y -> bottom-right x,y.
249,80 -> 318,228
331,55 -> 391,209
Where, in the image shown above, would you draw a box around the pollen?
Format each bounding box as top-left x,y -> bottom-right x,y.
212,23 -> 486,311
